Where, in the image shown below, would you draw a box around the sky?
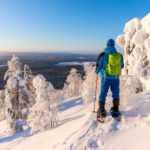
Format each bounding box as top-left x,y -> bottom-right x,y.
0,0 -> 150,54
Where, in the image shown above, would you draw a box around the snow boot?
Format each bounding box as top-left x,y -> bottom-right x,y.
97,101 -> 107,122
110,100 -> 121,118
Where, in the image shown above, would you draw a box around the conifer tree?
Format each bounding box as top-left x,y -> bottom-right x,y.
63,68 -> 83,98
24,64 -> 35,106
82,63 -> 98,103
4,55 -> 29,133
0,90 -> 5,121
27,75 -> 58,132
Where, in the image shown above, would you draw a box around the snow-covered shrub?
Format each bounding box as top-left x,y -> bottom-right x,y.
4,55 -> 29,133
27,75 -> 58,132
120,75 -> 142,99
116,13 -> 150,93
0,90 -> 5,121
63,68 -> 83,98
82,63 -> 99,103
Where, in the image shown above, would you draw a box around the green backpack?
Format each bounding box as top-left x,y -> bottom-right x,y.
105,53 -> 121,76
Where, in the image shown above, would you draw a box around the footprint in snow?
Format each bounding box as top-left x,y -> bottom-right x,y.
88,139 -> 99,149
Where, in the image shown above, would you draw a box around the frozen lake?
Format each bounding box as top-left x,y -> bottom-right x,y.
56,61 -> 96,66
0,64 -> 7,68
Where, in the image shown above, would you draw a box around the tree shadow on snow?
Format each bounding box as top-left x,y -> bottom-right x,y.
59,114 -> 85,126
0,128 -> 31,143
59,98 -> 83,111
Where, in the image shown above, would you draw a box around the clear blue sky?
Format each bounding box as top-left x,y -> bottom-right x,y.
0,0 -> 150,53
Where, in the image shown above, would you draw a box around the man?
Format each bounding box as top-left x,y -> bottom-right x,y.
96,39 -> 124,121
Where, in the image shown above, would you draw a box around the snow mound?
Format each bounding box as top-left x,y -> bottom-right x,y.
141,13 -> 150,34
117,13 -> 150,92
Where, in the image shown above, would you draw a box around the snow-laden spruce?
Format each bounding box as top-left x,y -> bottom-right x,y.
116,13 -> 150,92
4,55 -> 30,133
63,68 -> 83,99
0,90 -> 5,121
27,75 -> 59,132
24,64 -> 35,106
82,63 -> 99,103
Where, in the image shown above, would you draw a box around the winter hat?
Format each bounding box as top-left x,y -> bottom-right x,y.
107,39 -> 115,47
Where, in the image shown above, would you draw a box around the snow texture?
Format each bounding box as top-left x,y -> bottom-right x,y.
82,63 -> 99,103
117,13 -> 150,92
0,90 -> 5,121
1,90 -> 150,150
63,68 -> 83,99
27,75 -> 58,132
4,55 -> 29,133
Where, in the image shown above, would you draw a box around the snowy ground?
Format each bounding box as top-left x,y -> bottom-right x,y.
1,92 -> 150,150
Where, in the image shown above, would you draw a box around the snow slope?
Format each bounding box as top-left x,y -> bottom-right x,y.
1,93 -> 150,150
66,92 -> 150,150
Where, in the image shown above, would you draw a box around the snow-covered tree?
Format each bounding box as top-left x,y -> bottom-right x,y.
4,55 -> 22,81
82,63 -> 98,103
120,75 -> 142,98
24,64 -> 34,86
116,13 -> 150,93
63,68 -> 83,98
4,55 -> 29,133
27,75 -> 58,132
0,90 -> 5,121
140,76 -> 150,92
24,64 -> 35,106
47,82 -> 59,124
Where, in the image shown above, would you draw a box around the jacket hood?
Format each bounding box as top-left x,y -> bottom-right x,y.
107,39 -> 115,47
104,46 -> 117,54
104,39 -> 117,54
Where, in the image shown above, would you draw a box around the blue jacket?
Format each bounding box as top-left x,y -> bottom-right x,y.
96,46 -> 124,78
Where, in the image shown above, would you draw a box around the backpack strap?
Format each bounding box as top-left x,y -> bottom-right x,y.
96,52 -> 105,68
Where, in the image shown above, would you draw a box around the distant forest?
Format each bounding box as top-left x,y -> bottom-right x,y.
0,52 -> 97,89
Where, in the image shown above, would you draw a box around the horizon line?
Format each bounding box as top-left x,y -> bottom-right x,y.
0,49 -> 100,54
0,50 -> 100,54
